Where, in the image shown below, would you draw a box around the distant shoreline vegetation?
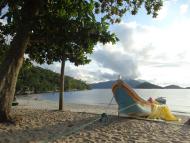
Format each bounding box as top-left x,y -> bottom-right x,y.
15,64 -> 190,95
16,65 -> 89,95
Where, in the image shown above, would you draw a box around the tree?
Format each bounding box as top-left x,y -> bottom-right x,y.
0,0 -> 43,121
0,0 -> 163,122
26,0 -> 118,110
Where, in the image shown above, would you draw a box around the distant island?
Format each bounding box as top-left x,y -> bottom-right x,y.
135,82 -> 163,89
16,65 -> 89,95
90,79 -> 186,89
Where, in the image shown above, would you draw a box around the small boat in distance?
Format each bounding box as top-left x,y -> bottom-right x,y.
112,80 -> 152,117
155,97 -> 166,104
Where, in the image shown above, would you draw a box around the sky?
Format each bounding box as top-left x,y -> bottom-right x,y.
2,0 -> 190,87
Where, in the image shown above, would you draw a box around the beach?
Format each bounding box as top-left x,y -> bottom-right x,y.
0,97 -> 190,143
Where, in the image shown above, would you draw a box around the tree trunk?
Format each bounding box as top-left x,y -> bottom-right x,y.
0,0 -> 40,122
59,59 -> 65,110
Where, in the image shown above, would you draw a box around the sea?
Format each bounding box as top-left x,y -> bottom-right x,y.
37,89 -> 190,116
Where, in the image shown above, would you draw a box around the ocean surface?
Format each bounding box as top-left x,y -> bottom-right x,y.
37,89 -> 190,116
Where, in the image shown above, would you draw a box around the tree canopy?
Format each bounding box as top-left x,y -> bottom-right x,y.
26,1 -> 118,66
0,0 -> 163,66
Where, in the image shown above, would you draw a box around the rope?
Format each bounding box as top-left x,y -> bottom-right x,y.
59,101 -> 137,139
107,96 -> 114,107
119,103 -> 137,112
61,117 -> 101,137
104,96 -> 114,113
59,97 -> 115,139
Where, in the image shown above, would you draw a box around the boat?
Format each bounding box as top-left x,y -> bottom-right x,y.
112,80 -> 178,121
155,97 -> 166,104
112,80 -> 152,117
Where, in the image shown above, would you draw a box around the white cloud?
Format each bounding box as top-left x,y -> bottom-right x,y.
40,62 -> 61,73
113,20 -> 190,86
40,60 -> 118,83
180,4 -> 189,14
43,18 -> 190,86
92,44 -> 139,80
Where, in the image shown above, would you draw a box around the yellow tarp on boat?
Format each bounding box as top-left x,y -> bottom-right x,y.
148,104 -> 178,121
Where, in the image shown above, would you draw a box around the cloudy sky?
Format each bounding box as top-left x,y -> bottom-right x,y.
43,0 -> 190,87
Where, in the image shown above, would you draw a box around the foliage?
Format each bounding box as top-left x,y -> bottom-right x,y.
16,64 -> 89,94
0,0 -> 163,66
0,41 -> 89,94
1,52 -> 88,94
26,0 -> 118,66
94,0 -> 163,23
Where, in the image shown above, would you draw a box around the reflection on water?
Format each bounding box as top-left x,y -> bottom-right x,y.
38,89 -> 190,115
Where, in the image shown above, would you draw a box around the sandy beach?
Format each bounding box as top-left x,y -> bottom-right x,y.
0,97 -> 190,143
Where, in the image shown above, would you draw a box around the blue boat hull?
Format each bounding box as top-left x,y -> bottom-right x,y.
112,80 -> 151,117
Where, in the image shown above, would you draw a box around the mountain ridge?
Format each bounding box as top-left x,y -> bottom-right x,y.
90,80 -> 186,89
90,79 -> 143,89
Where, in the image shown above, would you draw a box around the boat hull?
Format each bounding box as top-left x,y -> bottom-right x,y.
112,80 -> 151,117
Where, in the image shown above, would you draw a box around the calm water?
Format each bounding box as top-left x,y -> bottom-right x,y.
38,89 -> 190,116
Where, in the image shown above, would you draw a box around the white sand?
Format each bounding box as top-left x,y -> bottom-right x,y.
0,97 -> 190,143
15,97 -> 118,115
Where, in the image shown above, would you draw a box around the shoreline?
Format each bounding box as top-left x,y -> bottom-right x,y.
16,97 -> 190,119
0,97 -> 190,142
16,94 -> 190,117
15,88 -> 90,96
14,97 -> 118,116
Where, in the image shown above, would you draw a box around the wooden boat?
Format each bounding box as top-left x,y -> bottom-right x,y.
112,80 -> 152,117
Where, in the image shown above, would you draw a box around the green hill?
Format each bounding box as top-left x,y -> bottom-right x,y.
16,66 -> 89,94
164,85 -> 183,89
136,82 -> 163,89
